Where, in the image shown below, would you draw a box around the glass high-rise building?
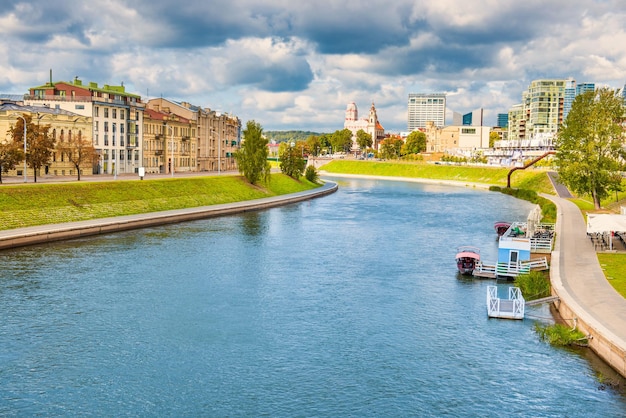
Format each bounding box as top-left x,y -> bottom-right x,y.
497,113 -> 508,128
407,93 -> 446,130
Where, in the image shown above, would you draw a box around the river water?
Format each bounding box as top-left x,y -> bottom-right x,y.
1,177 -> 625,416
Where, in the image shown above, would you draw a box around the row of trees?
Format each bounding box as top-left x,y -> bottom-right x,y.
1,114 -> 96,183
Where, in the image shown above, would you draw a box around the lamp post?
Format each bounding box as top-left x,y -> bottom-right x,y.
168,125 -> 174,177
218,127 -> 221,175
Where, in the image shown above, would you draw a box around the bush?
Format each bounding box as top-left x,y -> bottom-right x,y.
534,323 -> 588,346
514,271 -> 550,300
305,165 -> 319,183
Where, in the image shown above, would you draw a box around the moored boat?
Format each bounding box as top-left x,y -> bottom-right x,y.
494,221 -> 511,236
456,246 -> 480,275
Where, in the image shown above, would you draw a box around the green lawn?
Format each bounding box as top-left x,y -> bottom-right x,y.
597,253 -> 626,298
0,174 -> 318,231
319,160 -> 555,194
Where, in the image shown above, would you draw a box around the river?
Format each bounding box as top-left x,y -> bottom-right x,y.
1,176 -> 624,416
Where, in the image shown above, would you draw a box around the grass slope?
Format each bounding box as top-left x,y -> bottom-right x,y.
320,160 -> 555,193
0,174 -> 318,231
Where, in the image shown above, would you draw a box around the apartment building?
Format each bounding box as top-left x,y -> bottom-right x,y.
507,79 -> 566,141
146,98 -> 241,173
25,76 -> 144,175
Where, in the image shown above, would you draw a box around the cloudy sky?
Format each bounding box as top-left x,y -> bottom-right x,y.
1,0 -> 626,132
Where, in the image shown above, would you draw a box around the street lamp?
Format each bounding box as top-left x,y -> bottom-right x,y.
168,125 -> 174,177
11,114 -> 27,183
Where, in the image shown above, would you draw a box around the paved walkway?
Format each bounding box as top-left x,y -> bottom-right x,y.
548,193 -> 626,343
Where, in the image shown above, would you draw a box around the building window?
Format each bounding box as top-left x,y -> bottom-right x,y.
95,107 -> 99,117
112,109 -> 117,119
75,104 -> 84,110
104,108 -> 109,118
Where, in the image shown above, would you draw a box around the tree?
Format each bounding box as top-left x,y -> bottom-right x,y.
8,113 -> 55,183
402,131 -> 426,155
234,120 -> 271,185
57,129 -> 97,181
306,135 -> 322,156
489,131 -> 500,148
379,137 -> 404,159
0,138 -> 23,184
330,129 -> 353,154
555,87 -> 626,209
356,129 -> 373,152
279,143 -> 306,179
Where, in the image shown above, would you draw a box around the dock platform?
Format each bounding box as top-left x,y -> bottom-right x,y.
487,286 -> 525,319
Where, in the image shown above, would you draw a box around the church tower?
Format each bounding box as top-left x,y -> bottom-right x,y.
345,102 -> 358,123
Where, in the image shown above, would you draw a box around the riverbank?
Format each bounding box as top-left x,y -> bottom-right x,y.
0,180 -> 338,250
0,173 -> 318,231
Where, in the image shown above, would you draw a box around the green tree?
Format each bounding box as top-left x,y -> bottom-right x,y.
234,120 -> 271,185
379,137 -> 403,159
8,113 -> 55,183
555,88 -> 625,209
0,138 -> 23,184
57,129 -> 97,181
489,131 -> 500,148
330,129 -> 353,154
355,129 -> 373,152
279,143 -> 306,179
402,131 -> 426,155
306,135 -> 322,156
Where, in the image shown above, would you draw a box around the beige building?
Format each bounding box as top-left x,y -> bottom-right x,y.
146,98 -> 240,172
143,108 -> 195,175
424,121 -> 490,153
0,102 -> 93,178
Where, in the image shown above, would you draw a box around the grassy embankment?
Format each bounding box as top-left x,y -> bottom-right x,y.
319,159 -> 626,298
0,173 -> 318,231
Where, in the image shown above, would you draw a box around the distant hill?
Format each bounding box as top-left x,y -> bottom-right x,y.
264,130 -> 326,143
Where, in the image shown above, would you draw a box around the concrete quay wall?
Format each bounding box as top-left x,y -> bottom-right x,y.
547,193 -> 626,379
551,251 -> 626,378
0,181 -> 337,251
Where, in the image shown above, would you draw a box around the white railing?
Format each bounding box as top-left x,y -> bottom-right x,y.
487,286 -> 525,319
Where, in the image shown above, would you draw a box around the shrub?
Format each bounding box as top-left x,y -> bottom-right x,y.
534,323 -> 588,346
305,165 -> 319,183
514,271 -> 550,300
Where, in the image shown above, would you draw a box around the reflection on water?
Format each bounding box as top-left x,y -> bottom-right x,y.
0,176 -> 624,416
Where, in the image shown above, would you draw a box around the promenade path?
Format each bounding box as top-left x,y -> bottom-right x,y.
545,172 -> 626,377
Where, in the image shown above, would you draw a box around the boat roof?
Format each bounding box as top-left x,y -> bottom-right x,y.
456,251 -> 481,260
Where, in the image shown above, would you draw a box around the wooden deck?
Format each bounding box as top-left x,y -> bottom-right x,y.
473,257 -> 548,279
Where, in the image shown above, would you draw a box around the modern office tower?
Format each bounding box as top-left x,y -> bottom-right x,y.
452,109 -> 484,126
407,93 -> 446,130
563,79 -> 595,121
497,113 -> 509,128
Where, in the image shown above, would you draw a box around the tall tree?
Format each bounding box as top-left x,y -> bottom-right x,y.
330,129 -> 353,154
234,120 -> 271,185
279,143 -> 306,179
356,129 -> 373,153
555,87 -> 626,209
402,131 -> 426,155
8,113 -> 55,183
0,139 -> 23,184
306,134 -> 322,156
57,129 -> 97,181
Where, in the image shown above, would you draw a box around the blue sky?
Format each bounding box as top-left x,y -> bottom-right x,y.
1,0 -> 626,132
